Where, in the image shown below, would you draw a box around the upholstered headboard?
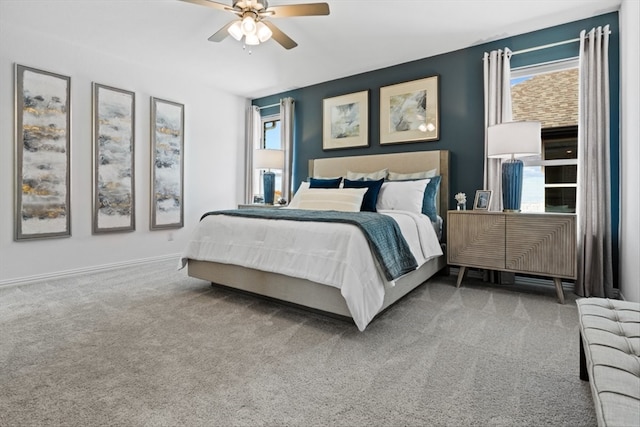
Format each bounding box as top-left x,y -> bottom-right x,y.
309,150 -> 449,219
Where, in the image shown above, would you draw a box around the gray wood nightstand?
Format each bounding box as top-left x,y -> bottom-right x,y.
447,210 -> 576,303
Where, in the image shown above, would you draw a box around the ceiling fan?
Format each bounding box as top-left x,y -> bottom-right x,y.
179,0 -> 330,50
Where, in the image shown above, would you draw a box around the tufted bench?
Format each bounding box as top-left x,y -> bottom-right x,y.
576,298 -> 640,427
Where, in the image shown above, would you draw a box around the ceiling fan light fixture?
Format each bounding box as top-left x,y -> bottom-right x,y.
241,15 -> 257,35
256,21 -> 272,42
245,33 -> 260,45
228,21 -> 243,41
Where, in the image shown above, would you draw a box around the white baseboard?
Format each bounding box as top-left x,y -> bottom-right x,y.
0,254 -> 181,288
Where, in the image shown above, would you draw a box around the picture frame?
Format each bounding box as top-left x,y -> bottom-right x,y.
322,90 -> 369,150
92,83 -> 135,234
150,97 -> 184,230
380,75 -> 439,145
474,190 -> 492,210
14,64 -> 71,241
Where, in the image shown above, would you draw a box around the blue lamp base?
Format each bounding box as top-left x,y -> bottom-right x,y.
263,171 -> 275,205
501,159 -> 523,212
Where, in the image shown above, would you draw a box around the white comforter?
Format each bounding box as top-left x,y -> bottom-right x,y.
179,210 -> 442,330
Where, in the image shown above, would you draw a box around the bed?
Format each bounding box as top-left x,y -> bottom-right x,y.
181,150 -> 449,330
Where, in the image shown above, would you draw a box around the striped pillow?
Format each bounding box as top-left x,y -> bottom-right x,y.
296,188 -> 368,212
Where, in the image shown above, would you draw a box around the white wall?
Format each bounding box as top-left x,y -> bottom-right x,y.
0,21 -> 246,284
618,0 -> 640,302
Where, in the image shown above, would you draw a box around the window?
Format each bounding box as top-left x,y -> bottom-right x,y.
511,59 -> 579,213
251,114 -> 283,202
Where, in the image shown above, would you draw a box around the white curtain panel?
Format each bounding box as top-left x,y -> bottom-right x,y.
245,105 -> 261,204
483,48 -> 513,211
576,25 -> 614,298
280,97 -> 295,203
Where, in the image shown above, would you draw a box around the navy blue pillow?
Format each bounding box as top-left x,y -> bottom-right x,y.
421,176 -> 441,222
309,177 -> 342,189
343,178 -> 384,212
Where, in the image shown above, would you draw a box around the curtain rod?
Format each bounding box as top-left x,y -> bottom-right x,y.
493,29 -> 612,57
257,103 -> 279,110
511,37 -> 580,56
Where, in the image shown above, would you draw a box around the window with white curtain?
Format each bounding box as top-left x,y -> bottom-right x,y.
511,59 -> 579,213
251,114 -> 284,202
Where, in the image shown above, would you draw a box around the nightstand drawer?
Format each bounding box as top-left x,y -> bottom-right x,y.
447,211 -> 505,269
505,214 -> 576,278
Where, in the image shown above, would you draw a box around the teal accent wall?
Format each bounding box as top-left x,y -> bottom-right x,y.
254,12 -> 620,281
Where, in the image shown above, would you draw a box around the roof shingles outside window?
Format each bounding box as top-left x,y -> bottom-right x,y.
512,68 -> 578,128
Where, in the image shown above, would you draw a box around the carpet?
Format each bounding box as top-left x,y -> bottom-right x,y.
0,260 -> 596,426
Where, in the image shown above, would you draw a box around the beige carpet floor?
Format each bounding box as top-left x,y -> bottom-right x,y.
0,260 -> 596,426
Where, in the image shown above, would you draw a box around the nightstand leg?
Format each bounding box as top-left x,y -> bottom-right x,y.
456,267 -> 467,288
553,278 -> 565,304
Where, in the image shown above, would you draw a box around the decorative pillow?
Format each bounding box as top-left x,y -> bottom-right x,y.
309,177 -> 342,188
343,178 -> 384,212
388,168 -> 437,181
376,179 -> 430,213
286,181 -> 310,209
421,175 -> 442,222
296,188 -> 368,212
346,168 -> 388,181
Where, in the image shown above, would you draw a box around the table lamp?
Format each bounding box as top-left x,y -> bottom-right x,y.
487,121 -> 541,212
253,149 -> 284,204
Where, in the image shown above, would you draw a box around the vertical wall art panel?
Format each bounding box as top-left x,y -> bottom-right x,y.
92,83 -> 135,233
14,64 -> 71,241
150,97 -> 184,230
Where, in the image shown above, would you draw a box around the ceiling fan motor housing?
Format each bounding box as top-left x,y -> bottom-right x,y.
233,0 -> 268,12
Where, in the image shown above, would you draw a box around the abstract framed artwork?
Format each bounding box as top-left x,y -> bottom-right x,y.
380,75 -> 439,145
150,97 -> 184,230
92,83 -> 135,234
14,64 -> 71,241
322,90 -> 369,150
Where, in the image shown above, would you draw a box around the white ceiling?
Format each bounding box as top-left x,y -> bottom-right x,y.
0,0 -> 621,99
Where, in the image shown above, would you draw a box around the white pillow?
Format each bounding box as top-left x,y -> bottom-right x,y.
388,168 -> 437,181
346,168 -> 388,181
376,179 -> 430,213
287,181 -> 310,209
296,188 -> 367,212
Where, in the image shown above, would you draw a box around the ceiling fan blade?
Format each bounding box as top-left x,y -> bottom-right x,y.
208,20 -> 236,42
267,3 -> 329,18
263,21 -> 298,50
179,0 -> 232,12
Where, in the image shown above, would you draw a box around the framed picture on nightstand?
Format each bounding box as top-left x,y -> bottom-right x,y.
474,190 -> 492,210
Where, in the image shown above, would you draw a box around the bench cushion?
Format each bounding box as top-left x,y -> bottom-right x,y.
576,298 -> 640,427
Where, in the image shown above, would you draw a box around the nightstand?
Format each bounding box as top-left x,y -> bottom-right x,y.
447,210 -> 576,303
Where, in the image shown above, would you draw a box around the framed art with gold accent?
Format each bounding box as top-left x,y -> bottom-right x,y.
15,64 -> 71,240
380,75 -> 439,145
150,97 -> 184,230
92,83 -> 136,234
322,90 -> 369,150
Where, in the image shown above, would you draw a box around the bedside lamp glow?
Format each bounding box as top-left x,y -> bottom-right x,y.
254,149 -> 284,204
487,121 -> 541,212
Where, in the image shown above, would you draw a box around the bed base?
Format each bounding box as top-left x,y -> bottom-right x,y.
188,254 -> 446,321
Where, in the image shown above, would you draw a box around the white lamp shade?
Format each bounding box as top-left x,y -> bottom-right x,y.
245,33 -> 260,46
241,16 -> 257,35
254,149 -> 284,170
228,21 -> 243,41
487,121 -> 542,159
256,21 -> 272,43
